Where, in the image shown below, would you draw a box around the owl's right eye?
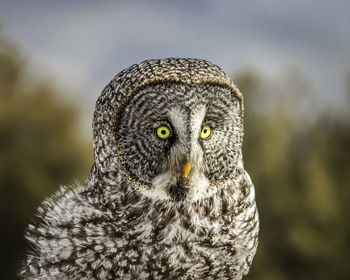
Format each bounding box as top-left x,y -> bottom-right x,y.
156,125 -> 172,139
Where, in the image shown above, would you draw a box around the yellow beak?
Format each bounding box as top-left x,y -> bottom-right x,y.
184,162 -> 191,179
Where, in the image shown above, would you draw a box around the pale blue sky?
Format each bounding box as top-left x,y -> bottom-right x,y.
0,0 -> 349,117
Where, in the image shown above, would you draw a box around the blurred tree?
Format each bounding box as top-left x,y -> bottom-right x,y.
0,34 -> 93,279
236,70 -> 350,280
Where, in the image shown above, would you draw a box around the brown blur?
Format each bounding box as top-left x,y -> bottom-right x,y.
0,34 -> 93,279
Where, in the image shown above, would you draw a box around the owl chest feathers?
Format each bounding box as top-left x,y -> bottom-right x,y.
24,171 -> 257,279
58,170 -> 257,278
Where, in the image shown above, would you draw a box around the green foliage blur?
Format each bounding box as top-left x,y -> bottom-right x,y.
0,34 -> 93,279
1,33 -> 349,279
239,71 -> 350,280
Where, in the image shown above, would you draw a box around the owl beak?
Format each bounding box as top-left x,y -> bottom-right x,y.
183,162 -> 191,179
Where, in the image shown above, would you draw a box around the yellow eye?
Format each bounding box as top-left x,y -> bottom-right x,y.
157,126 -> 172,139
200,125 -> 211,139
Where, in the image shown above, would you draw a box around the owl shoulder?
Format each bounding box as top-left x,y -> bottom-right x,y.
20,184 -> 110,278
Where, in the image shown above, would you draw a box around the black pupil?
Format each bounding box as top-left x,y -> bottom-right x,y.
203,129 -> 207,134
161,129 -> 166,135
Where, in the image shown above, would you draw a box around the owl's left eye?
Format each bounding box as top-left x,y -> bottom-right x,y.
200,125 -> 211,139
156,125 -> 172,139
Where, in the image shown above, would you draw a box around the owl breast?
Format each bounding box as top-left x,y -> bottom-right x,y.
74,166 -> 258,279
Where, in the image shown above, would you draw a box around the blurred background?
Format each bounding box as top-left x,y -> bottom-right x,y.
0,0 -> 349,279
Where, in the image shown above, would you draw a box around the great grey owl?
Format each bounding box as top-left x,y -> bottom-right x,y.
20,58 -> 259,279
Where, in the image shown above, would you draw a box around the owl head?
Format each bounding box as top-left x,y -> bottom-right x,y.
91,58 -> 244,201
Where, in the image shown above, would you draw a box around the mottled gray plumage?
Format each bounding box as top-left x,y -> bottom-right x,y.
20,58 -> 259,279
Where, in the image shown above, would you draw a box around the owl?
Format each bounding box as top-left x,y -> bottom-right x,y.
20,58 -> 259,279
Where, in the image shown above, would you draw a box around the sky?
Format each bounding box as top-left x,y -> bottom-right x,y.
0,0 -> 349,120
